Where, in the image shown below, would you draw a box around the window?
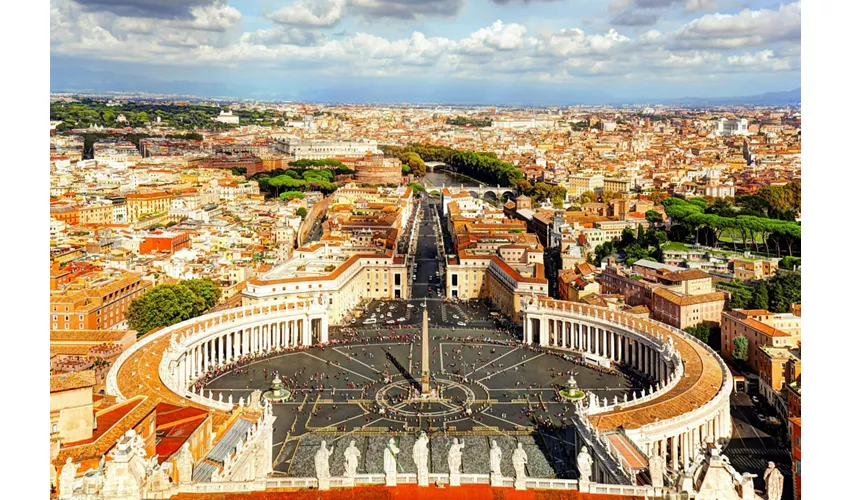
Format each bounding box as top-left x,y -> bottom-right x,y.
52,424 -> 58,433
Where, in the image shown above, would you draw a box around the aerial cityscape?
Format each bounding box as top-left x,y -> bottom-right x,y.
48,2 -> 803,500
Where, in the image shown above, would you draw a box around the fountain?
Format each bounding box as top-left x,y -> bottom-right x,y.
559,374 -> 585,402
262,376 -> 291,403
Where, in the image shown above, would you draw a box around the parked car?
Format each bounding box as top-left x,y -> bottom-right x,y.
363,318 -> 377,325
757,414 -> 766,423
457,322 -> 467,327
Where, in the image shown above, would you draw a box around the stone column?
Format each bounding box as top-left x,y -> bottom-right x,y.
540,317 -> 549,347
561,321 -> 567,348
682,431 -> 690,470
320,318 -> 329,344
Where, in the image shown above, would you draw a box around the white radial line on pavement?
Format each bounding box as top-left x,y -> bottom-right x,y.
321,412 -> 371,430
331,418 -> 385,444
490,388 -> 557,391
481,411 -> 527,428
477,353 -> 547,382
465,347 -> 519,377
299,351 -> 376,382
440,343 -> 445,373
332,347 -> 380,373
473,419 -> 511,437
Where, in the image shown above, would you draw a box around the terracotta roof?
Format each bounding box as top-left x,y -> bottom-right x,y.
653,288 -> 726,306
50,370 -> 97,392
50,329 -> 134,343
536,299 -> 724,432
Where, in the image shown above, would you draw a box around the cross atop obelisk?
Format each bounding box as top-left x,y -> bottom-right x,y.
421,309 -> 430,394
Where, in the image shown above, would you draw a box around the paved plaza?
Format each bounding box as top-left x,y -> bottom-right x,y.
203,325 -> 647,477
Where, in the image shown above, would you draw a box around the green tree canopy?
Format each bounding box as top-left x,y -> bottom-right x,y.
296,207 -> 308,218
127,282 -> 216,335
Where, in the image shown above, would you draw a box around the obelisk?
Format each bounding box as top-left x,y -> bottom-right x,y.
421,309 -> 430,394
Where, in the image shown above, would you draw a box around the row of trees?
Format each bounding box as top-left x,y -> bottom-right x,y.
51,101 -> 281,130
252,168 -> 340,196
446,116 -> 492,127
383,144 -> 524,187
127,279 -> 221,335
724,271 -> 801,313
591,226 -> 668,266
662,197 -> 801,256
399,152 -> 426,177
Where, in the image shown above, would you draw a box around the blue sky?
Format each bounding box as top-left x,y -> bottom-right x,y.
50,1 -> 801,103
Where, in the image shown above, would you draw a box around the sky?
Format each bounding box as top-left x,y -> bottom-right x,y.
50,0 -> 801,103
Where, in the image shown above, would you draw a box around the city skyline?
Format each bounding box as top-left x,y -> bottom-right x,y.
51,0 -> 801,102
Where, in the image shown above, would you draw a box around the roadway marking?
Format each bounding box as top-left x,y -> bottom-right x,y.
465,347 -> 519,377
332,347 -> 381,373
481,411 -> 529,429
330,418 -> 386,444
298,351 -> 376,382
477,353 -> 547,382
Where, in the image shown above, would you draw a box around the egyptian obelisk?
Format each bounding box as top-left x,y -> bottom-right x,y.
421,309 -> 430,394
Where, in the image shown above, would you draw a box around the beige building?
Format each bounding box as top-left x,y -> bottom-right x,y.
50,370 -> 96,445
721,309 -> 802,370
603,177 -> 632,193
243,245 -> 408,324
126,192 -> 173,222
78,202 -> 114,226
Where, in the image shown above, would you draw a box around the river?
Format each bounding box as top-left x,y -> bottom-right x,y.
423,170 -> 485,189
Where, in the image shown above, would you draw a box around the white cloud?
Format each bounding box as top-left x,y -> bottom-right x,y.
51,0 -> 800,83
673,1 -> 800,49
266,0 -> 345,27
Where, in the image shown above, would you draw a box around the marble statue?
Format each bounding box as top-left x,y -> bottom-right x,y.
314,441 -> 333,490
412,432 -> 430,486
764,461 -> 784,500
648,450 -> 664,488
59,457 -> 79,500
577,446 -> 594,482
344,440 -> 360,478
384,438 -> 401,486
448,438 -> 465,475
175,444 -> 195,483
489,440 -> 503,477
512,443 -> 528,490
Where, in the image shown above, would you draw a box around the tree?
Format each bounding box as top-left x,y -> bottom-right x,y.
620,228 -> 636,246
750,281 -> 770,310
732,336 -> 749,365
399,152 -> 426,177
685,322 -> 717,348
126,284 -> 207,335
579,190 -> 596,204
183,279 -> 222,310
600,190 -> 620,204
280,191 -> 305,201
552,196 -> 564,208
645,210 -> 662,226
296,207 -> 308,218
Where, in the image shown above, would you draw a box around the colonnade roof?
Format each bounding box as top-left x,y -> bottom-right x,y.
533,298 -> 725,433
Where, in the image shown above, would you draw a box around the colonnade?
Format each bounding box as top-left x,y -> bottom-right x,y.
174,315 -> 328,390
521,298 -> 732,475
523,315 -> 671,384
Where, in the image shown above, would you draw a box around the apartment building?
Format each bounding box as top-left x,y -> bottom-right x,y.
126,192 -> 173,222
50,271 -> 150,330
721,309 -> 802,370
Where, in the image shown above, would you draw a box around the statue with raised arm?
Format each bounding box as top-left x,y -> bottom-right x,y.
448,438 -> 465,485
344,440 -> 360,478
764,461 -> 784,500
384,438 -> 401,486
412,432 -> 430,486
490,440 -> 503,477
512,443 -> 528,490
314,440 -> 333,490
577,446 -> 594,482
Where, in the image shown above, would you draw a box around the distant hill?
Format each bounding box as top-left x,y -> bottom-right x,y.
665,88 -> 800,106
